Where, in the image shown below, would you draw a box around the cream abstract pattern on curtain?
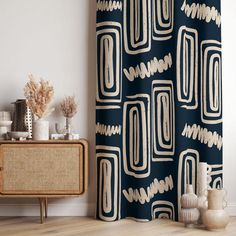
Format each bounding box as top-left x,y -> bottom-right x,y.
96,0 -> 222,221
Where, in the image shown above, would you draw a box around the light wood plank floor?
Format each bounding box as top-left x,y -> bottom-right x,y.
0,217 -> 235,236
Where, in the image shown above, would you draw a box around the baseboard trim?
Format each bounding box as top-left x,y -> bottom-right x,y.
0,202 -> 235,217
226,203 -> 236,216
0,203 -> 95,217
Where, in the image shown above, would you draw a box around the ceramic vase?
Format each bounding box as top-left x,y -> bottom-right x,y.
197,162 -> 208,223
180,185 -> 200,227
32,120 -> 49,140
202,189 -> 230,231
12,99 -> 33,138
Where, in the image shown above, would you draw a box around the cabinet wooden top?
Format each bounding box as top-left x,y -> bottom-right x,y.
0,139 -> 88,145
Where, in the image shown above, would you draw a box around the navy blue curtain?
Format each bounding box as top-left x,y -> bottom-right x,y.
96,0 -> 222,221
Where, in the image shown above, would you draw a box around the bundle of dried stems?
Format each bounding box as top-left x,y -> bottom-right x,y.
24,74 -> 54,119
60,96 -> 78,118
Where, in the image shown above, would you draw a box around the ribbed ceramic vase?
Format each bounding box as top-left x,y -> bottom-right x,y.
202,189 -> 230,231
32,120 -> 49,140
180,185 -> 200,228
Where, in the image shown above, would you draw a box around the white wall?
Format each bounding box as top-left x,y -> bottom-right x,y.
0,0 -> 235,217
222,0 -> 236,215
0,0 -> 97,216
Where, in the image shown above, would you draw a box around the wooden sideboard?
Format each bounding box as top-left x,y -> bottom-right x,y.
0,139 -> 88,223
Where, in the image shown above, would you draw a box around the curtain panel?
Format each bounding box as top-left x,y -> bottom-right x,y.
96,0 -> 222,221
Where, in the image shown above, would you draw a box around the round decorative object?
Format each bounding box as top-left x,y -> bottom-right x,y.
203,189 -> 230,231
180,208 -> 200,228
181,185 -> 198,208
7,131 -> 29,140
32,120 -> 49,140
180,184 -> 200,227
203,209 -> 229,231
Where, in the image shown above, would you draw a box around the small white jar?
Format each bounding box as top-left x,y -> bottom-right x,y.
32,120 -> 49,140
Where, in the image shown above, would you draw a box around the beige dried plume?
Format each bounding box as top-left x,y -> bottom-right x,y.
24,74 -> 54,119
60,96 -> 78,118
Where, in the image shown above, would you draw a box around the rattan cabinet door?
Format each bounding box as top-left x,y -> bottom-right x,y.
0,144 -> 84,195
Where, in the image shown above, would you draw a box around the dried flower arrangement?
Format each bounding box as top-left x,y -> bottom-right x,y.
24,74 -> 54,120
60,96 -> 78,118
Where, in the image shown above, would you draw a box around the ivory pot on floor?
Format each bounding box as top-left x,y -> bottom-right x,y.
202,189 -> 230,231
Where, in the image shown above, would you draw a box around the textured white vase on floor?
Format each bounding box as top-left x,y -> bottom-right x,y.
180,185 -> 200,227
33,120 -> 49,140
197,162 -> 208,223
181,185 -> 198,208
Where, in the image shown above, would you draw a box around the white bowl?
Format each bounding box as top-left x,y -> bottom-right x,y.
0,120 -> 12,127
7,131 -> 29,140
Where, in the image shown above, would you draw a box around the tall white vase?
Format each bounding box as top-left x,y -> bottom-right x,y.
198,162 -> 208,196
32,120 -> 49,140
197,162 -> 208,223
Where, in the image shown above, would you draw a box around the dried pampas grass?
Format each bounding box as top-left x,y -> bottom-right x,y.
24,74 -> 54,119
60,96 -> 78,118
